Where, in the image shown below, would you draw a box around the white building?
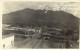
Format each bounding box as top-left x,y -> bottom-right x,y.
2,34 -> 14,49
27,27 -> 42,33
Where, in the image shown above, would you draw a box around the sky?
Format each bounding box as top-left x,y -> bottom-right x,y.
2,1 -> 80,18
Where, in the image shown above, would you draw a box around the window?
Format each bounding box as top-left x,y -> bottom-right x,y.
3,44 -> 5,48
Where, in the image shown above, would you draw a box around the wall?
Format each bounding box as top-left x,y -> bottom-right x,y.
2,35 -> 14,48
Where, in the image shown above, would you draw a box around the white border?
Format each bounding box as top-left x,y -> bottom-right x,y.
0,0 -> 80,50
2,0 -> 80,2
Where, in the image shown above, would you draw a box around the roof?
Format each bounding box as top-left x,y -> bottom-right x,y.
46,28 -> 62,31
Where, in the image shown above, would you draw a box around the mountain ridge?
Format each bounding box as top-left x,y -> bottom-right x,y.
2,8 -> 79,30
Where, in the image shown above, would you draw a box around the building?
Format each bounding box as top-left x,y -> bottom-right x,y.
26,27 -> 42,33
2,34 -> 14,48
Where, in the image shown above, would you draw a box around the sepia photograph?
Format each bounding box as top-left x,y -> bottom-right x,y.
2,0 -> 79,49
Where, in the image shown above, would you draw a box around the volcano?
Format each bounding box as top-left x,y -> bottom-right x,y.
2,8 -> 79,30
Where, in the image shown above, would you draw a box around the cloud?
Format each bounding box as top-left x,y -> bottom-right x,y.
3,1 -> 80,18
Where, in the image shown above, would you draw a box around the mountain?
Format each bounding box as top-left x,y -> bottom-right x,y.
2,8 -> 79,30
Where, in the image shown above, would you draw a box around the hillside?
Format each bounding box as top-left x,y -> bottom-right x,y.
2,8 -> 79,30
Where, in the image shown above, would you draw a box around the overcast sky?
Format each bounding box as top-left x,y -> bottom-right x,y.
3,1 -> 80,18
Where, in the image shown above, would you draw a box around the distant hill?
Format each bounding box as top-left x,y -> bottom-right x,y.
2,8 -> 79,30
